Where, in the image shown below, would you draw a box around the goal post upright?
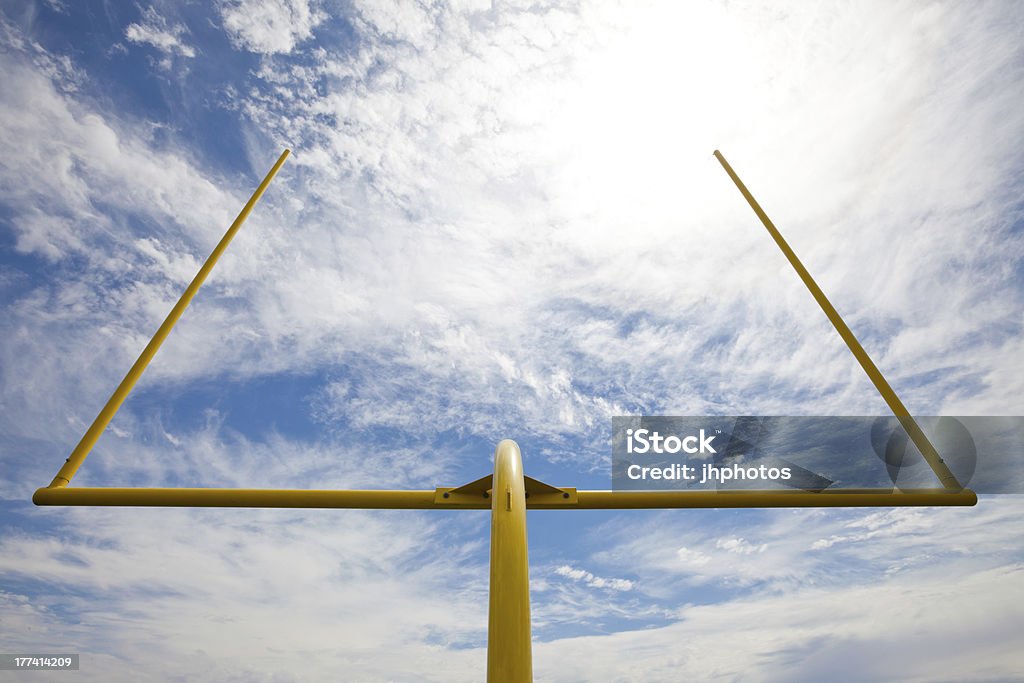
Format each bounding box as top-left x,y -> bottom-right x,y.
712,150 -> 962,491
47,149 -> 291,489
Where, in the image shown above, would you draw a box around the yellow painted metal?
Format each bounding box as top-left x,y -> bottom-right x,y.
33,486 -> 975,509
47,150 -> 290,488
449,474 -> 493,494
522,475 -> 564,495
487,440 -> 533,683
573,488 -> 976,508
713,150 -> 962,490
34,487 -> 438,508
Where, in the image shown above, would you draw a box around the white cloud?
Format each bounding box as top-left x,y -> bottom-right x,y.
42,0 -> 69,13
124,7 -> 196,62
0,505 -> 490,682
675,546 -> 712,567
715,536 -> 767,555
554,564 -> 634,591
219,0 -> 326,54
534,561 -> 1024,683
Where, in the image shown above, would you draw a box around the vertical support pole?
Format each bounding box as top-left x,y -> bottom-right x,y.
712,149 -> 962,490
487,439 -> 533,683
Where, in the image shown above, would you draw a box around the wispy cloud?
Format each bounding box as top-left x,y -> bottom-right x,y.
124,7 -> 197,66
0,505 -> 491,681
535,560 -> 1024,682
531,498 -> 1024,680
228,0 -> 1024,448
554,564 -> 634,591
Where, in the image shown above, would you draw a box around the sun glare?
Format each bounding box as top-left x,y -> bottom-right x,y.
542,2 -> 756,236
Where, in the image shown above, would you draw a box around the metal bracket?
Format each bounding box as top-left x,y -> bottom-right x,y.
434,473 -> 578,507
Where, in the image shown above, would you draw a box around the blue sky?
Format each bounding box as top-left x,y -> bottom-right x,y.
1,0 -> 1023,680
